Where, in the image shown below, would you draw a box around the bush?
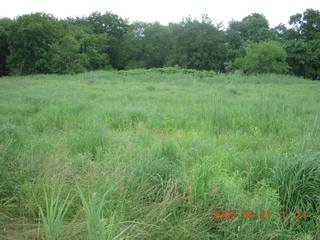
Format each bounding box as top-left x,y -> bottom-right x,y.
270,153 -> 320,212
236,40 -> 289,74
118,67 -> 216,77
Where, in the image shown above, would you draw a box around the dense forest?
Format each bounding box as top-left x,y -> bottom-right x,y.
0,9 -> 319,79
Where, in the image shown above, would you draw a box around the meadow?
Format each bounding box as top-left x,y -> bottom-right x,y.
0,69 -> 320,239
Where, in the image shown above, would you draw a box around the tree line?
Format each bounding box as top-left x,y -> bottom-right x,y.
0,9 -> 319,79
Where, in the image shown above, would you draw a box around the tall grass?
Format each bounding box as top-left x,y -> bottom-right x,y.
78,188 -> 107,240
270,153 -> 320,212
0,70 -> 320,239
39,190 -> 72,240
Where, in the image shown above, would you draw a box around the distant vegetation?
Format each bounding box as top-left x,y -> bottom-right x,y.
0,9 -> 319,79
0,70 -> 320,239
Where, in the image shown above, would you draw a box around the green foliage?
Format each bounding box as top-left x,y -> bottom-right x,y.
78,189 -> 107,240
86,11 -> 130,69
47,31 -> 111,74
130,22 -> 171,68
275,9 -> 320,79
236,41 -> 289,74
0,18 -> 12,76
79,33 -> 110,71
224,13 -> 274,69
39,191 -> 72,240
239,13 -> 274,42
7,13 -> 61,74
285,40 -> 320,79
289,9 -> 320,41
86,11 -> 129,36
48,35 -> 85,74
168,15 -> 227,71
0,9 -> 319,78
119,67 -> 216,77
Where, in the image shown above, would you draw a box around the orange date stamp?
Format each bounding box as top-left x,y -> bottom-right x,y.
211,210 -> 308,220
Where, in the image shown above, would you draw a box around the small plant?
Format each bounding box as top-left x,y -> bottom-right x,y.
146,85 -> 156,91
228,85 -> 239,95
39,190 -> 72,240
78,188 -> 108,240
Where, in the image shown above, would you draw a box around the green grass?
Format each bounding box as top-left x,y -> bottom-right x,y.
0,69 -> 319,239
78,189 -> 107,240
39,189 -> 72,240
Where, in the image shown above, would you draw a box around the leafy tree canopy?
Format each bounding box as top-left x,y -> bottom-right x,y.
236,41 -> 289,74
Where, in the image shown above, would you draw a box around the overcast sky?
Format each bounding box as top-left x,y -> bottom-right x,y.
1,0 -> 319,27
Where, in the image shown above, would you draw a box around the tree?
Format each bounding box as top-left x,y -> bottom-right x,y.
288,9 -> 320,41
285,40 -> 320,79
1,10 -> 318,77
225,20 -> 244,70
236,41 -> 289,74
7,13 -> 61,74
78,33 -> 110,71
47,35 -> 84,74
224,13 -> 275,72
86,12 -> 130,69
168,15 -> 227,71
276,9 -> 320,79
226,20 -> 242,50
0,18 -> 12,76
128,22 -> 171,69
239,13 -> 274,42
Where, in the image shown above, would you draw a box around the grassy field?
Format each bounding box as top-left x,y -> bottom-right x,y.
0,69 -> 320,239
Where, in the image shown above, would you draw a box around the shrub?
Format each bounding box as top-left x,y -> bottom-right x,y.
236,41 -> 289,74
270,153 -> 320,212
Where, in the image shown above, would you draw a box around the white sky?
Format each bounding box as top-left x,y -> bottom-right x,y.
1,0 -> 319,27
